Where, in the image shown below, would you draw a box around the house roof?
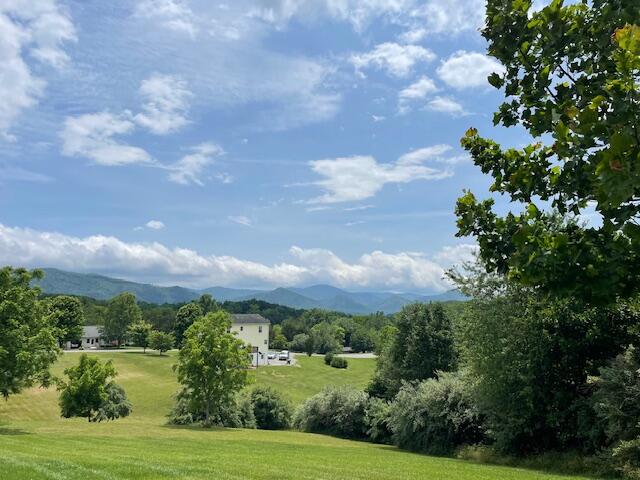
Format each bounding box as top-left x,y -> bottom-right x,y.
82,325 -> 102,338
230,313 -> 270,325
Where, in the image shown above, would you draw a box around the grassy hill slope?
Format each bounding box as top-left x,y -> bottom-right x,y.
0,352 -> 595,480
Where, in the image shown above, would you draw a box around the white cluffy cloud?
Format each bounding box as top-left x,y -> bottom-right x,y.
0,0 -> 76,139
134,0 -> 197,37
168,142 -> 224,186
398,75 -> 438,113
308,144 -> 458,204
426,96 -> 467,116
351,43 -> 436,78
407,0 -> 485,36
61,112 -> 152,166
146,220 -> 165,230
437,51 -> 505,89
0,223 -> 475,291
134,74 -> 192,135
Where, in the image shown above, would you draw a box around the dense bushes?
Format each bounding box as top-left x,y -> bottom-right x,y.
365,397 -> 393,444
250,386 -> 292,430
388,372 -> 484,455
368,303 -> 456,399
330,356 -> 348,369
168,389 -> 255,428
324,352 -> 334,365
293,386 -> 370,439
454,272 -> 640,454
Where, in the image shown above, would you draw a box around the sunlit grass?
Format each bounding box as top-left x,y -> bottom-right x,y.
0,351 -> 599,480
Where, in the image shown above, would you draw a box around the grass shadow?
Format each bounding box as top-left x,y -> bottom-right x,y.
161,424 -> 227,433
0,427 -> 30,436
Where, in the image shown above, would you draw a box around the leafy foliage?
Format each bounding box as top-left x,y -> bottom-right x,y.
46,295 -> 84,346
330,356 -> 348,369
368,303 -> 456,399
350,328 -> 375,353
168,388 -> 255,428
173,303 -> 203,347
456,0 -> 640,303
293,386 -> 370,439
127,320 -> 153,352
289,333 -> 310,352
324,351 -> 334,365
365,397 -> 393,444
454,266 -> 640,454
388,372 -> 484,455
149,330 -> 174,355
249,386 -> 292,430
58,354 -> 130,422
104,292 -> 142,346
173,312 -> 251,424
270,324 -> 289,350
0,267 -> 59,399
593,346 -> 640,444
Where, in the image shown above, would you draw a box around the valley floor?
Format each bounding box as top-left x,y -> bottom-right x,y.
0,352 -> 600,480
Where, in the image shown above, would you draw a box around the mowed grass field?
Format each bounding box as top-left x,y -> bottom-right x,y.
0,351 -> 599,480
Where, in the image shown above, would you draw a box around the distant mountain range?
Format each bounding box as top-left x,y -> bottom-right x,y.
35,268 -> 467,314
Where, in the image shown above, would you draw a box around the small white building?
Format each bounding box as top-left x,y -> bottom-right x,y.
229,314 -> 270,366
80,325 -> 106,349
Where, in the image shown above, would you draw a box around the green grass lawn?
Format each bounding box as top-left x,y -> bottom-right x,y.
0,351 -> 599,480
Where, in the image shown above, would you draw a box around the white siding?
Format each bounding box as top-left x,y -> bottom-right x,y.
230,322 -> 269,365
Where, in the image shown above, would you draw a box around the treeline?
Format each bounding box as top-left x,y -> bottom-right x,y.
46,292 -> 465,355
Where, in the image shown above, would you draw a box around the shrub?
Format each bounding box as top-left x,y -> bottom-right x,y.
593,346 -> 640,444
168,389 -> 255,428
324,352 -> 334,365
613,438 -> 640,479
289,333 -> 310,352
250,386 -> 292,430
365,397 -> 393,444
387,372 -> 484,455
330,356 -> 348,369
293,386 -> 369,439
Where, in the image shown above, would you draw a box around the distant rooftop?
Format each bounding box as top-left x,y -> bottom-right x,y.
230,314 -> 270,325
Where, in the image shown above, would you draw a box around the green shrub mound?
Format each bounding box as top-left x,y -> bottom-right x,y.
330,356 -> 348,369
293,386 -> 369,439
365,397 -> 393,445
388,372 -> 484,455
324,352 -> 334,365
168,389 -> 255,428
250,386 -> 292,430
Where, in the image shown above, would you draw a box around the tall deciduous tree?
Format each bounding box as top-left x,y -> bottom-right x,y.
104,293 -> 142,347
197,294 -> 219,315
174,312 -> 250,424
0,267 -> 59,399
456,0 -> 640,303
368,303 -> 456,399
47,295 -> 84,347
58,354 -> 131,422
173,303 -> 203,347
127,320 -> 153,352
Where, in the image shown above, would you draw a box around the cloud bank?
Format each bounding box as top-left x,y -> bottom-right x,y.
0,223 -> 474,291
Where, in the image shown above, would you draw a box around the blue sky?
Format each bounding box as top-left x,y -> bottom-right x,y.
0,0 -> 531,293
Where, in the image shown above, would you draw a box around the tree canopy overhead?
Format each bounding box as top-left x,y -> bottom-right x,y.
456,0 -> 640,303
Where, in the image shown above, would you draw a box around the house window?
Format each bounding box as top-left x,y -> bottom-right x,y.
264,339 -> 267,345
258,326 -> 263,333
240,326 -> 243,331
86,339 -> 90,344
